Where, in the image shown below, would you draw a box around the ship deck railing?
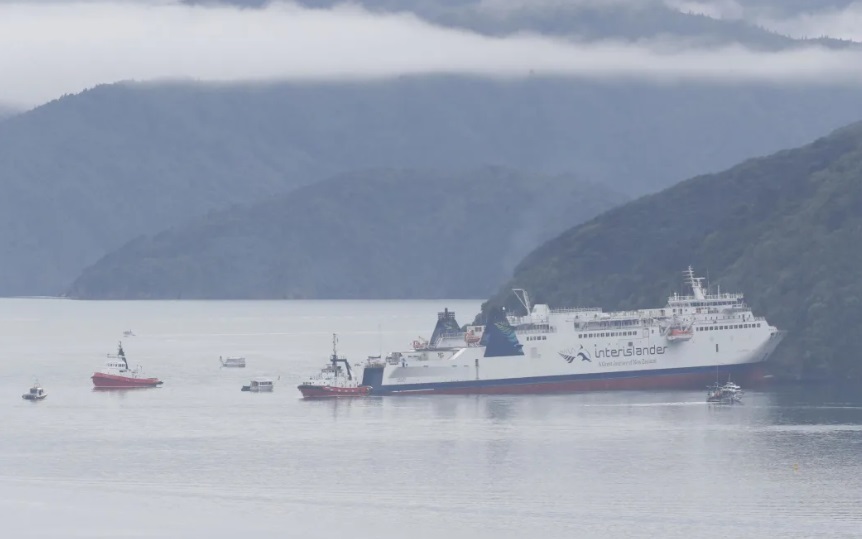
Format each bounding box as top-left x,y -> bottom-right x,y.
669,292 -> 744,302
514,325 -> 557,335
574,313 -> 767,330
697,315 -> 767,324
548,307 -> 602,314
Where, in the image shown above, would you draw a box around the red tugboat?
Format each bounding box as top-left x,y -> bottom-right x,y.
92,342 -> 163,389
297,334 -> 371,398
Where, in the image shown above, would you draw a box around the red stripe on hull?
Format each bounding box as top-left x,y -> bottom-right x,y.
298,385 -> 371,398
387,367 -> 770,396
92,373 -> 162,389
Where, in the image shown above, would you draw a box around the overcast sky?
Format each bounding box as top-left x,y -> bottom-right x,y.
1,0 -> 861,107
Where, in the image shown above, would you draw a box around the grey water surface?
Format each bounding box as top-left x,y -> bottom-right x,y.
1,299 -> 860,538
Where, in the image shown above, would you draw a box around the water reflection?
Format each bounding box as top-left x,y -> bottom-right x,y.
3,299 -> 862,538
484,397 -> 516,423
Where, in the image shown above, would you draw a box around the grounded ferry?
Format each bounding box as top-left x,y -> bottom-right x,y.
358,267 -> 785,395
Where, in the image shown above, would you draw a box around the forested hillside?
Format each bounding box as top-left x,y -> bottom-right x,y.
487,122 -> 862,382
4,79 -> 862,295
67,168 -> 625,299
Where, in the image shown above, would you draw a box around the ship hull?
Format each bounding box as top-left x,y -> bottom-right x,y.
92,372 -> 163,389
367,362 -> 769,396
298,384 -> 371,398
367,314 -> 785,396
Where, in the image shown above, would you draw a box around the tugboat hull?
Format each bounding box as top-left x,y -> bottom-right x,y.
92,373 -> 162,389
298,384 -> 371,398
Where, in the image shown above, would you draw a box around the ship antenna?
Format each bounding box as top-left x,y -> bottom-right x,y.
685,265 -> 707,300
117,341 -> 128,369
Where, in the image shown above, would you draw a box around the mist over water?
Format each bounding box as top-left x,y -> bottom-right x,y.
1,299 -> 860,538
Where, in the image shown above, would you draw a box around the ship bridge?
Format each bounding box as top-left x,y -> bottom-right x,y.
668,267 -> 747,310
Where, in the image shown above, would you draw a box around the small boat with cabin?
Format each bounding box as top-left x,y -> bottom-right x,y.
297,334 -> 371,398
220,356 -> 246,368
92,342 -> 163,389
706,377 -> 743,404
241,378 -> 274,392
22,381 -> 47,401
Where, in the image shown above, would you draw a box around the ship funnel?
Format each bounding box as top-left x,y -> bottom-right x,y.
481,307 -> 524,358
429,308 -> 461,345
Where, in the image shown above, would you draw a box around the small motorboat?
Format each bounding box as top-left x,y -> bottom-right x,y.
123,330 -> 135,337
92,342 -> 163,389
22,381 -> 47,401
298,334 -> 371,398
706,377 -> 743,404
220,356 -> 246,368
242,378 -> 274,392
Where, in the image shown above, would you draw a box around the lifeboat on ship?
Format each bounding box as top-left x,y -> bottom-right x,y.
297,334 -> 371,398
92,342 -> 163,389
411,337 -> 430,350
665,326 -> 694,342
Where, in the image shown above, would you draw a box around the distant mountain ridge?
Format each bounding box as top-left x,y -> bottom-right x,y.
0,104 -> 17,121
4,78 -> 862,296
67,167 -> 626,300
211,0 -> 859,48
485,121 -> 862,382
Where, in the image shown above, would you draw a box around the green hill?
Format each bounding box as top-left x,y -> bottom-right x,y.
67,167 -> 625,299
4,0 -> 862,297
485,122 -> 862,382
4,79 -> 862,296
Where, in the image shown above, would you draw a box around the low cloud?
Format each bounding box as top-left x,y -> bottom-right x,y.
1,0 -> 862,107
756,3 -> 862,42
476,0 -> 659,13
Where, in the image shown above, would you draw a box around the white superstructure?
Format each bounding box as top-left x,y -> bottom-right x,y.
360,267 -> 785,395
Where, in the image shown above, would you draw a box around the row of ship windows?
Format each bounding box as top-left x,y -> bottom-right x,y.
525,336 -> 548,341
698,323 -> 761,331
578,331 -> 639,338
576,323 -> 761,339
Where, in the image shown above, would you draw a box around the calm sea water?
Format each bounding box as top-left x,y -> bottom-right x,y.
1,299 -> 861,538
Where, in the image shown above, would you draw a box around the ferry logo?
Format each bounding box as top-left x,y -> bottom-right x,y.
560,346 -> 591,363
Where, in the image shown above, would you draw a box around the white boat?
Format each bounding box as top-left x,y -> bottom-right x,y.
358,266 -> 785,396
707,377 -> 744,404
219,356 -> 246,368
241,378 -> 274,392
22,381 -> 47,401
